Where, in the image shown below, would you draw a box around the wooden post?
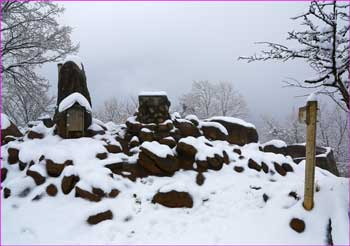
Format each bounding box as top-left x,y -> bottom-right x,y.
299,100 -> 318,211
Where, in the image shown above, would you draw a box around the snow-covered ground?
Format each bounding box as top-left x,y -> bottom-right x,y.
1,121 -> 349,245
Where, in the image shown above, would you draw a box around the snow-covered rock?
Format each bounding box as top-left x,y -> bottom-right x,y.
58,92 -> 92,113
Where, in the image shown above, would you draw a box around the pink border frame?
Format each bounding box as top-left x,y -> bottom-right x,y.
0,0 -> 349,245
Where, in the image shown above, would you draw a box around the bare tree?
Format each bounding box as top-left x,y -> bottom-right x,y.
179,81 -> 248,118
2,83 -> 56,126
1,1 -> 78,123
95,96 -> 138,124
239,1 -> 350,110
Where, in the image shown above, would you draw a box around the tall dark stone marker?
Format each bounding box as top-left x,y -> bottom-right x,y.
53,60 -> 92,138
137,92 -> 171,124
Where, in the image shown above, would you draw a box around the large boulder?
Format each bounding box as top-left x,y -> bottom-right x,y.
1,114 -> 23,145
200,122 -> 228,141
208,117 -> 258,145
152,190 -> 193,208
287,145 -> 339,176
138,142 -> 179,175
262,140 -> 287,155
173,119 -> 200,138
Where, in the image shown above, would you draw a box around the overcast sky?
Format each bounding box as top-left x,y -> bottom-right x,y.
40,1 -> 317,125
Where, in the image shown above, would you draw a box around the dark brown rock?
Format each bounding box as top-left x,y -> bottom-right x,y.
139,129 -> 154,142
104,144 -> 122,154
261,162 -> 269,173
239,155 -> 245,160
196,160 -> 209,172
207,154 -> 224,170
234,166 -> 244,173
176,141 -> 197,159
96,152 -> 108,160
7,148 -> 19,164
274,162 -> 286,176
41,118 -> 55,128
4,188 -> 11,198
196,172 -> 205,186
138,147 -> 179,174
61,175 -> 80,194
263,144 -> 287,155
290,218 -> 305,233
1,168 -> 8,182
46,184 -> 58,196
173,120 -> 200,137
152,190 -> 193,208
46,159 -> 69,177
233,148 -> 242,155
209,118 -> 258,145
87,210 -> 113,225
1,119 -> 23,145
19,161 -> 27,171
288,191 -> 300,200
108,189 -> 120,198
27,169 -> 46,185
282,163 -> 294,173
286,145 -> 306,159
223,151 -> 229,164
248,159 -> 261,172
75,186 -> 102,202
126,120 -> 142,134
27,131 -> 44,139
159,137 -> 176,148
263,193 -> 269,202
200,123 -> 227,141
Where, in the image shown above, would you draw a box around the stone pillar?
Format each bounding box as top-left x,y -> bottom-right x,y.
137,93 -> 171,124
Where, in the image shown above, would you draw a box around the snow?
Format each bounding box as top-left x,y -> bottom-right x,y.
307,93 -> 318,102
62,55 -> 84,70
179,136 -> 223,161
1,113 -> 11,130
58,93 -> 92,113
185,114 -> 199,122
1,117 -> 349,245
199,121 -> 228,135
262,140 -> 287,148
138,91 -> 168,96
140,141 -> 174,158
207,116 -> 256,129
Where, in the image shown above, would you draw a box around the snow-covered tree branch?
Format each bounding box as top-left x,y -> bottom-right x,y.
239,1 -> 349,110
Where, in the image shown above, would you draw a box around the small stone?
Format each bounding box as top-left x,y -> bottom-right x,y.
233,148 -> 242,155
248,159 -> 261,172
152,190 -> 193,208
27,169 -> 46,185
288,191 -> 300,200
87,210 -> 113,225
196,172 -> 205,186
282,163 -> 294,172
19,161 -> 27,171
7,148 -> 19,164
263,193 -> 269,202
27,131 -> 44,139
234,166 -> 244,173
290,218 -> 305,233
75,186 -> 102,202
61,175 -> 80,194
46,184 -> 58,196
4,188 -> 11,199
1,168 -> 8,182
96,152 -> 108,160
108,189 -> 120,198
261,162 -> 269,173
274,162 -> 286,176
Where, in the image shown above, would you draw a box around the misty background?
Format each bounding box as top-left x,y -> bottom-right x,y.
40,1 -> 316,126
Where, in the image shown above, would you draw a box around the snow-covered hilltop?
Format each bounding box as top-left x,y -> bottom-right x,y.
1,61 -> 348,245
1,110 -> 348,244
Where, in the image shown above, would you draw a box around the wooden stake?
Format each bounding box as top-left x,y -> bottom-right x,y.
302,100 -> 318,211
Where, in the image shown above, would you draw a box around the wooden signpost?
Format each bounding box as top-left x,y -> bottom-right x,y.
299,98 -> 318,211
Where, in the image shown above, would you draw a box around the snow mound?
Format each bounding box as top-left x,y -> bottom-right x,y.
208,116 -> 256,129
263,139 -> 287,148
140,141 -> 174,158
58,93 -> 92,113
